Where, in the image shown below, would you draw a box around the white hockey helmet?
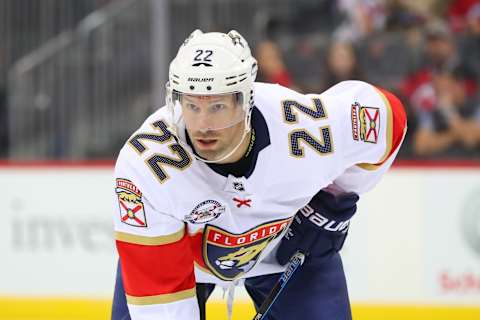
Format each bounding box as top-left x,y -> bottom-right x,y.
165,29 -> 258,162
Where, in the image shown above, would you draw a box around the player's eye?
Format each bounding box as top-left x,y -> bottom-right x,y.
210,104 -> 227,113
185,103 -> 200,112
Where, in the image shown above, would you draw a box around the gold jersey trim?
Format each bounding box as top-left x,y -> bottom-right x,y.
115,228 -> 184,246
357,88 -> 393,171
126,287 -> 196,305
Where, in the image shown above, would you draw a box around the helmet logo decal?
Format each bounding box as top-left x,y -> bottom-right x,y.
193,49 -> 213,67
228,32 -> 245,48
187,77 -> 214,82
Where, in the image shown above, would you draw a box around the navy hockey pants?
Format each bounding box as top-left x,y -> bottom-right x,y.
111,252 -> 351,320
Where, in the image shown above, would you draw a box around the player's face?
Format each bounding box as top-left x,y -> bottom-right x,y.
181,94 -> 246,161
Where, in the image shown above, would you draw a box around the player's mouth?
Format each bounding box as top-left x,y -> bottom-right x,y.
195,138 -> 218,150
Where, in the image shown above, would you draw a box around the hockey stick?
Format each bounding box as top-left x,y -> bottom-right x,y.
252,251 -> 306,320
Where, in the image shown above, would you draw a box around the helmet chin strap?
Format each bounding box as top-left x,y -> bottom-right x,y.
197,120 -> 251,164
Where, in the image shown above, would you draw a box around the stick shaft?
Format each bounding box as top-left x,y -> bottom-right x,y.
252,251 -> 306,320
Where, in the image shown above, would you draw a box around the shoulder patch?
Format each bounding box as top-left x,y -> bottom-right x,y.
351,102 -> 380,144
116,178 -> 147,227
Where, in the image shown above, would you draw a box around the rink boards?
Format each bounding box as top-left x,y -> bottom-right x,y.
0,162 -> 479,319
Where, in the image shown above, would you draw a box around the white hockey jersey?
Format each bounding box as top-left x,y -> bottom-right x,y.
113,81 -> 407,319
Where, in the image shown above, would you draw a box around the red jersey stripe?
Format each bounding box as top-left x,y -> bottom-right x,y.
116,230 -> 195,298
376,87 -> 407,163
189,230 -> 208,271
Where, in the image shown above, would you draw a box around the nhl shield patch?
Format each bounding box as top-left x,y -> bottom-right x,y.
116,178 -> 147,227
203,218 -> 291,281
351,102 -> 380,144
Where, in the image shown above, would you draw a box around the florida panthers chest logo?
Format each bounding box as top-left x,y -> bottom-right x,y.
202,218 -> 291,281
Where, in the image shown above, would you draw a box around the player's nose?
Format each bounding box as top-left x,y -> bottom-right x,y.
195,113 -> 216,132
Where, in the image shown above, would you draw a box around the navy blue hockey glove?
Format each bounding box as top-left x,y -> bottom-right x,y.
276,190 -> 359,265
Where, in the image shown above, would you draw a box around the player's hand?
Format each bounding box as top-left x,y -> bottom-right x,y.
276,190 -> 359,265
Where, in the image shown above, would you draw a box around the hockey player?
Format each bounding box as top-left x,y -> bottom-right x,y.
111,29 -> 407,320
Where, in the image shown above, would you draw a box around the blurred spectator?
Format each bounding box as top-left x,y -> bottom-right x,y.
423,20 -> 460,70
319,40 -> 364,91
413,68 -> 480,157
255,40 -> 293,88
447,0 -> 480,33
383,0 -> 427,58
386,0 -> 443,23
402,20 -> 460,103
333,0 -> 388,43
458,3 -> 480,82
385,0 -> 427,30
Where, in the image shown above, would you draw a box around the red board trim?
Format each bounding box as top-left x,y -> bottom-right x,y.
393,160 -> 480,169
0,160 -> 115,168
0,160 -> 478,169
